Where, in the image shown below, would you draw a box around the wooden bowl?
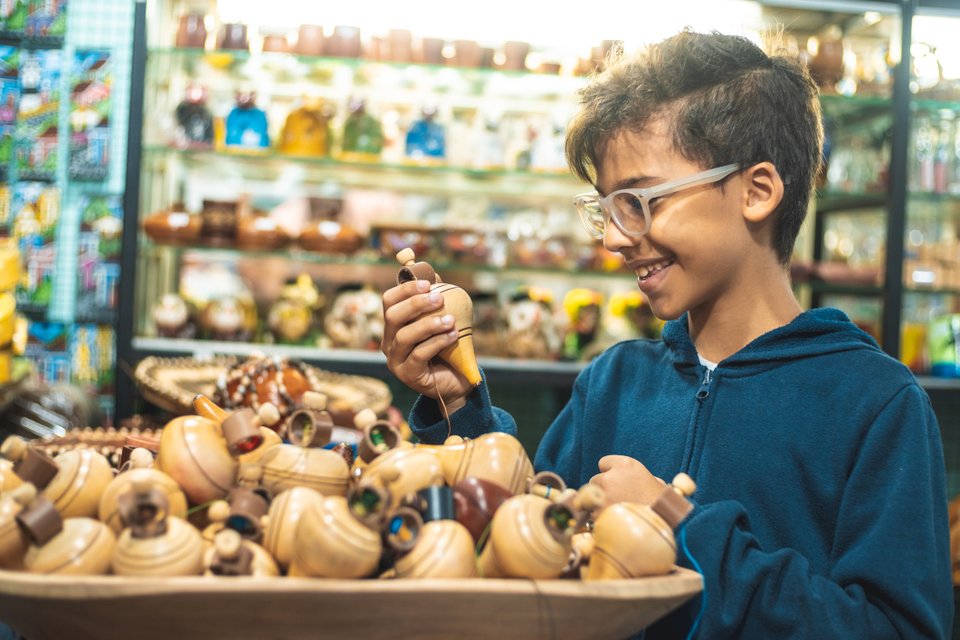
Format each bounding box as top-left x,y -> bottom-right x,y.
0,568 -> 702,639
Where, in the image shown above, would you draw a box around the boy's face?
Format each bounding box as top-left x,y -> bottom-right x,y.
595,118 -> 752,322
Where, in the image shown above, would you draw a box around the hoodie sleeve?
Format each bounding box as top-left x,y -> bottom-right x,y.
407,376 -> 518,444
650,383 -> 953,639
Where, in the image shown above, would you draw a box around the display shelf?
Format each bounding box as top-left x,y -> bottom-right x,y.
816,191 -> 888,214
130,336 -> 586,386
140,145 -> 581,200
138,240 -> 632,282
916,376 -> 960,391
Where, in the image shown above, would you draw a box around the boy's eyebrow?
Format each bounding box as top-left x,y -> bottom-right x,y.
596,174 -> 663,197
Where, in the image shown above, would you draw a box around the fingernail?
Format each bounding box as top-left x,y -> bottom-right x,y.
447,329 -> 458,339
441,314 -> 454,326
428,292 -> 442,304
417,280 -> 430,291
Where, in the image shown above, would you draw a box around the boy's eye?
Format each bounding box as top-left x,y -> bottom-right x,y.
613,192 -> 645,217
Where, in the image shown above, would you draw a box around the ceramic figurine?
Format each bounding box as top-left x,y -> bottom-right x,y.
585,473 -> 696,580
204,527 -> 279,577
562,288 -> 604,361
225,91 -> 270,149
381,512 -> 477,579
340,98 -> 384,158
17,485 -> 116,575
0,484 -> 37,569
99,447 -> 188,534
395,248 -> 482,387
405,105 -> 446,161
156,414 -> 237,505
200,297 -> 253,342
43,447 -> 113,519
452,476 -> 514,543
262,485 -> 324,571
278,99 -> 333,157
503,286 -> 562,360
289,485 -> 389,579
151,293 -> 196,339
111,480 -> 204,576
267,298 -> 313,344
174,84 -> 214,148
323,285 -> 385,350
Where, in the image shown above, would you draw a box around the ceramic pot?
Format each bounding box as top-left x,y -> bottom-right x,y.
175,12 -> 207,49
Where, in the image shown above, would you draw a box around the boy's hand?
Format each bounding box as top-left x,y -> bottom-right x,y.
590,455 -> 667,506
381,279 -> 474,412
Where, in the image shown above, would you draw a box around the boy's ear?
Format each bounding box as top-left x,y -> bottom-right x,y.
741,162 -> 784,223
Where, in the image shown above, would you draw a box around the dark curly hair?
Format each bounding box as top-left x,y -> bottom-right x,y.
565,30 -> 823,264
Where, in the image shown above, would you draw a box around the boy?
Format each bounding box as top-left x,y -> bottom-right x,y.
381,30 -> 952,638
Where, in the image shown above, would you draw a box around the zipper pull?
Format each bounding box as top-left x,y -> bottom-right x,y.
696,369 -> 711,400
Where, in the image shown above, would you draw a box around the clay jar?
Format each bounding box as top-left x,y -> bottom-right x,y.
43,448 -> 113,519
262,486 -> 324,571
111,483 -> 204,576
502,41 -> 530,71
175,12 -> 207,48
157,415 -> 237,505
419,432 -> 534,494
584,503 -> 675,579
289,487 -> 387,578
385,518 -> 478,579
395,248 -> 482,387
477,494 -> 577,579
99,448 -> 188,534
218,22 -> 249,51
296,24 -> 325,56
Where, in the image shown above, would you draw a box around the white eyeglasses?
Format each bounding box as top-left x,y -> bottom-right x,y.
573,163 -> 741,239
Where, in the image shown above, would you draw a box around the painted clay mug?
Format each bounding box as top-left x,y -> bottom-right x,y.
395,248 -> 482,387
111,479 -> 204,576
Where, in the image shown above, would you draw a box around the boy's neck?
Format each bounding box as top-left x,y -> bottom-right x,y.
686,263 -> 802,364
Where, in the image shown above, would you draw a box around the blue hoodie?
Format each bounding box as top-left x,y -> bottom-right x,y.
409,307 -> 953,639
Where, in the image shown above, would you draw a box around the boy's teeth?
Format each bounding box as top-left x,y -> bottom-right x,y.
638,260 -> 672,280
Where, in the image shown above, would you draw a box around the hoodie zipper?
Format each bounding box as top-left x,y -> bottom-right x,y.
682,367 -> 713,473
696,368 -> 712,400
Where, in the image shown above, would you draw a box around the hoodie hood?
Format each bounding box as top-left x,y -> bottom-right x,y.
662,307 -> 882,372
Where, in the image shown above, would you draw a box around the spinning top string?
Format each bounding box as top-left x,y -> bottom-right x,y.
428,361 -> 453,440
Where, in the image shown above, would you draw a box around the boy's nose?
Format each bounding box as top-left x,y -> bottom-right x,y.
602,217 -> 638,254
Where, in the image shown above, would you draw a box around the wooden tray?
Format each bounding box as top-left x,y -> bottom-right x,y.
0,568 -> 701,640
133,355 -> 392,417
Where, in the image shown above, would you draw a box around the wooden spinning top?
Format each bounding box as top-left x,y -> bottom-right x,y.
111,479 -> 204,576
98,448 -> 188,534
353,408 -> 403,463
585,473 -> 696,581
2,436 -> 59,491
0,484 -> 38,569
262,486 -> 324,571
395,248 -> 482,387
